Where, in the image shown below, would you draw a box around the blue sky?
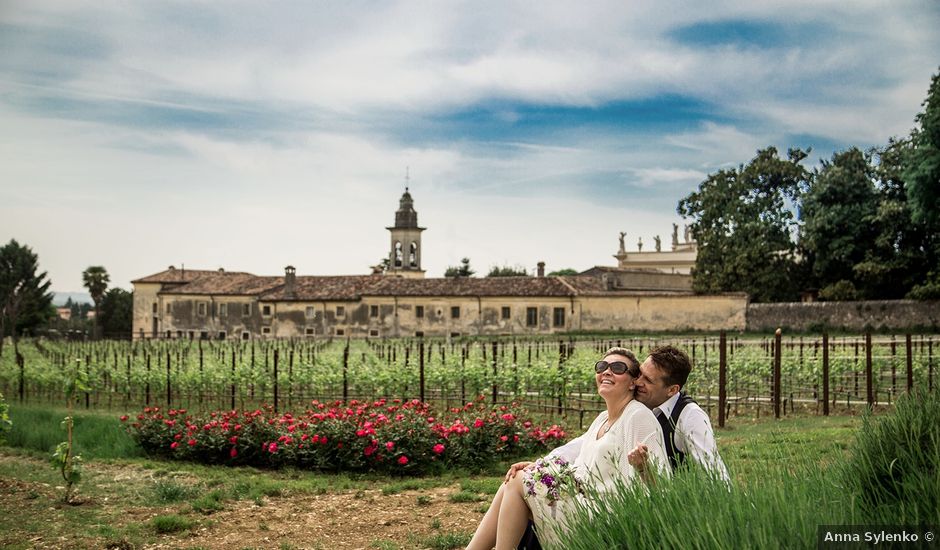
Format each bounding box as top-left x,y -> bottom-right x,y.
1,1 -> 938,292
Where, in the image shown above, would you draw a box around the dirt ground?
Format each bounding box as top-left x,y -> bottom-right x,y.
0,454 -> 488,550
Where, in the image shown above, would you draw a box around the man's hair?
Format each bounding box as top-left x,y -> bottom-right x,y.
603,347 -> 640,377
647,345 -> 692,388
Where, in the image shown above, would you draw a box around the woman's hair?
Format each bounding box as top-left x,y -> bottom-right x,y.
603,347 -> 640,377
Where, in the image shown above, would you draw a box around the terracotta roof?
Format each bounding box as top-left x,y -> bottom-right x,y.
559,275 -> 694,296
132,268 -> 251,284
260,276 -> 383,301
363,276 -> 576,297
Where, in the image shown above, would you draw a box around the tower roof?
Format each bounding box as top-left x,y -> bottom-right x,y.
394,187 -> 419,228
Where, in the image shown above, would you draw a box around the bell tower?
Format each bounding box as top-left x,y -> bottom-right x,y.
387,182 -> 426,278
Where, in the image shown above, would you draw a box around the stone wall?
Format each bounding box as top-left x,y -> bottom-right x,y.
746,300 -> 940,332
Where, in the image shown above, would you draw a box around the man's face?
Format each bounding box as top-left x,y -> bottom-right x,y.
635,357 -> 679,408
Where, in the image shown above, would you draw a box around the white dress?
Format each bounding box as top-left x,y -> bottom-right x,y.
523,400 -> 669,547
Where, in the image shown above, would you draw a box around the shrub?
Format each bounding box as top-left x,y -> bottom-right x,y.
841,387 -> 940,523
122,397 -> 567,475
818,279 -> 859,301
0,391 -> 11,445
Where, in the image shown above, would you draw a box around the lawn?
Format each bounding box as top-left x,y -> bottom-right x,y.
0,404 -> 867,549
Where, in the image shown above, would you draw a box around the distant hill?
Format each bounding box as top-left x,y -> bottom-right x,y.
53,292 -> 93,306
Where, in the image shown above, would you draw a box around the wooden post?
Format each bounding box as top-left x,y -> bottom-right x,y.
492,341 -> 498,404
166,349 -> 172,407
822,333 -> 830,416
718,331 -> 727,428
273,348 -> 279,413
906,334 -> 913,393
773,328 -> 782,419
865,333 -> 874,408
230,348 -> 236,410
342,340 -> 349,403
419,339 -> 426,403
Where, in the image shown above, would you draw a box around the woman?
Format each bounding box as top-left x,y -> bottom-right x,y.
466,348 -> 669,550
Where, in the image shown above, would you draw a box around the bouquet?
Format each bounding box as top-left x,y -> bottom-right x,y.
523,456 -> 584,514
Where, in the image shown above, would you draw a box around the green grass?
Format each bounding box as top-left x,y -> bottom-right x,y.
6,404 -> 143,459
151,514 -> 196,534
448,490 -> 484,503
420,531 -> 472,549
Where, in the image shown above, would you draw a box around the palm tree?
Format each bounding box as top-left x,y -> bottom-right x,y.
82,266 -> 109,339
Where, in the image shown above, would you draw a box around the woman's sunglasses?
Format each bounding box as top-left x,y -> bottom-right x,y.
594,360 -> 633,375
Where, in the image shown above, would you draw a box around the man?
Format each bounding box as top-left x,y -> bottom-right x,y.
513,345 -> 728,549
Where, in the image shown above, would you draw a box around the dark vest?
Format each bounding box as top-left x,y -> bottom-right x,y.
656,392 -> 696,471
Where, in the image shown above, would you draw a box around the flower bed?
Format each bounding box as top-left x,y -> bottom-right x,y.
122,396 -> 568,474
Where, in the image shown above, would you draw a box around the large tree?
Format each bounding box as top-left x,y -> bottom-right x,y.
800,147 -> 879,297
0,239 -> 54,358
98,288 -> 133,338
82,266 -> 109,339
902,67 -> 940,297
678,147 -> 810,302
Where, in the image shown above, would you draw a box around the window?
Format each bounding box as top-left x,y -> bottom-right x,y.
166,303 -> 172,315
370,305 -> 379,317
188,331 -> 195,340
394,241 -> 403,267
262,305 -> 272,317
218,331 -> 226,340
526,307 -> 538,327
242,303 -> 251,317
415,331 -> 424,338
305,306 -> 316,319
450,332 -> 460,337
200,331 -> 209,340
415,305 -> 424,318
176,330 -> 183,338
370,329 -> 379,337
409,242 -> 418,267
219,303 -> 228,317
553,307 -> 565,327
305,327 -> 315,336
152,303 -> 157,314
451,306 -> 460,319
501,306 -> 511,320
262,327 -> 271,336
336,328 -> 345,336
197,302 -> 207,316
166,330 -> 172,338
336,306 -> 345,317
242,331 -> 250,340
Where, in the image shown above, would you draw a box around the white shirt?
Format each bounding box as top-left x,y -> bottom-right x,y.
550,394 -> 729,483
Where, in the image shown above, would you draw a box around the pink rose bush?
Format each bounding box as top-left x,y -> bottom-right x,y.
122,397 -> 567,474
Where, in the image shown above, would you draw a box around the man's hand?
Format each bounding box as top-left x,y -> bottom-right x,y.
628,444 -> 649,472
504,461 -> 534,483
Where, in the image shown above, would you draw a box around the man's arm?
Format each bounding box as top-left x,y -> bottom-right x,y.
675,406 -> 730,483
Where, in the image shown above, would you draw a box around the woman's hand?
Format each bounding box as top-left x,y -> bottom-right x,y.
504,461 -> 534,483
628,444 -> 649,472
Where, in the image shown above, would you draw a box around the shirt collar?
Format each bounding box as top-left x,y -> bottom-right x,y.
653,392 -> 681,418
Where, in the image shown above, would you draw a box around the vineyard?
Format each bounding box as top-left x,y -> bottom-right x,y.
1,333 -> 936,429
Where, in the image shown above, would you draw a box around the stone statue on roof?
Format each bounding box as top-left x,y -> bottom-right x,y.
618,231 -> 626,253
654,235 -> 661,252
672,224 -> 679,248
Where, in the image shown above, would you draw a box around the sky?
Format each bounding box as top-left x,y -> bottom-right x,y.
1,1 -> 939,293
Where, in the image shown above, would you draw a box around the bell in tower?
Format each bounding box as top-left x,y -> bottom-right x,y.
386,181 -> 426,278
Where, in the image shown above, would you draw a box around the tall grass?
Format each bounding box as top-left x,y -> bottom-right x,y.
5,405 -> 143,459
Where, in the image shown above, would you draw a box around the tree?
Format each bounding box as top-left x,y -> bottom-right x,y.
903,67 -> 940,297
853,138 -> 931,298
98,288 -> 133,337
444,258 -> 475,278
0,239 -> 54,358
82,266 -> 109,339
486,265 -> 529,277
800,147 -> 879,297
678,147 -> 810,302
547,268 -> 579,276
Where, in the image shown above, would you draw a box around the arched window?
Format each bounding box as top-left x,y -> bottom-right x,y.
394,241 -> 403,267
409,242 -> 418,267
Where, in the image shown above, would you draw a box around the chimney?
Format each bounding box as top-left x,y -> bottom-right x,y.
537,262 -> 545,277
284,265 -> 296,297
